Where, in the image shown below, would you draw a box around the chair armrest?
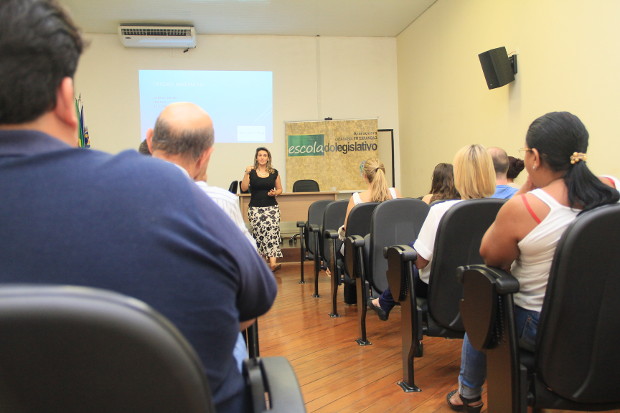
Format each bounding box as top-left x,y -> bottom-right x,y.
385,245 -> 418,302
457,264 -> 519,294
296,221 -> 306,228
457,264 -> 520,351
344,235 -> 365,279
324,228 -> 338,239
346,234 -> 365,248
244,357 -> 306,413
308,224 -> 321,233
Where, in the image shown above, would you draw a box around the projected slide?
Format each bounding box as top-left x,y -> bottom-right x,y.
139,70 -> 273,143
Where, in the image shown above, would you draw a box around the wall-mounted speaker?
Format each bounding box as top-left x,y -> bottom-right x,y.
478,46 -> 516,89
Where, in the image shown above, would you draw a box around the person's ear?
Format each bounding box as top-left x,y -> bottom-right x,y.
146,129 -> 154,152
54,77 -> 78,143
531,148 -> 541,169
197,146 -> 214,170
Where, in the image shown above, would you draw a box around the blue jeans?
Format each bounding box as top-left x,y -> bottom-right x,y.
458,305 -> 539,399
378,265 -> 427,313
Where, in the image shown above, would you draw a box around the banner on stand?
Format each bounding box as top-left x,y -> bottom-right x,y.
285,119 -> 379,192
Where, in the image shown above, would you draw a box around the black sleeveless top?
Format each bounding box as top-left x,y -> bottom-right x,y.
248,169 -> 278,207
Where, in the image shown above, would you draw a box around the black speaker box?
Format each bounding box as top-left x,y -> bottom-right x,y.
478,46 -> 515,89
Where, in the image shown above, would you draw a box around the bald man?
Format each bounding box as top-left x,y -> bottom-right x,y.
146,102 -> 255,247
488,146 -> 518,199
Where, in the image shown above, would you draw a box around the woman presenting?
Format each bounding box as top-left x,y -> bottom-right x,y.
241,147 -> 283,272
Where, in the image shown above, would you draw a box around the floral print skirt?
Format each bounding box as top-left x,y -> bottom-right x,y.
248,205 -> 283,258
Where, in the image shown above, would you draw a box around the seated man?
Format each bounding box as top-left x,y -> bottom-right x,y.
0,1 -> 276,412
147,102 -> 257,370
488,146 -> 519,199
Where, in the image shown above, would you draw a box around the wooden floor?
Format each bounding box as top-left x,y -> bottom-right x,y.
259,261 -> 478,413
258,260 -> 619,413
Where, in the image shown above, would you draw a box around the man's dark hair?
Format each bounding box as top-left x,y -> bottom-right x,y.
151,117 -> 214,161
0,0 -> 84,125
138,140 -> 151,156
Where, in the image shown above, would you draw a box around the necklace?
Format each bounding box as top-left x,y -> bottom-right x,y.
256,168 -> 270,178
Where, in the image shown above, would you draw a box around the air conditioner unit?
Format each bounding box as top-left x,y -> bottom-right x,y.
118,24 -> 196,48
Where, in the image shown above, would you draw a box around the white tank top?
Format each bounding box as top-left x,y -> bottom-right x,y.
511,189 -> 580,312
352,187 -> 397,205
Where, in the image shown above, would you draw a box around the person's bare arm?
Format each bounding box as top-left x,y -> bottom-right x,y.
480,198 -> 532,271
240,165 -> 252,192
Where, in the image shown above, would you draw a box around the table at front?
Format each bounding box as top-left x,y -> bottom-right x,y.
239,192 -> 338,223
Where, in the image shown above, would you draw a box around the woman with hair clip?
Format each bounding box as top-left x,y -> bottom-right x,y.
369,144 -> 496,321
241,147 -> 283,272
421,162 -> 460,204
446,112 -> 620,413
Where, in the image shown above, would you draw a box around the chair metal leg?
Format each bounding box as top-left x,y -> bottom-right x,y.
397,272 -> 421,392
355,276 -> 371,346
299,227 -> 306,284
329,240 -> 341,317
312,231 -> 320,297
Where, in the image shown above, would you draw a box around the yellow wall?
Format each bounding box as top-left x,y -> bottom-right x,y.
397,0 -> 620,197
73,34 -> 399,190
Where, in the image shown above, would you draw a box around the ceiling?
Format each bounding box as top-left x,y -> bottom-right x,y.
60,0 -> 437,38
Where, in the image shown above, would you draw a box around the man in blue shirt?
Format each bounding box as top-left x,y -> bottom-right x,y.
0,1 -> 277,412
488,146 -> 519,199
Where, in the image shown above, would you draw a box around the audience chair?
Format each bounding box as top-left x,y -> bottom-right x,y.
338,202 -> 378,324
0,285 -> 305,413
385,198 -> 505,391
458,203 -> 620,413
346,198 -> 429,345
292,179 -> 320,192
295,199 -> 332,287
239,180 -> 250,194
321,200 -> 349,315
243,321 -> 260,358
228,180 -> 238,194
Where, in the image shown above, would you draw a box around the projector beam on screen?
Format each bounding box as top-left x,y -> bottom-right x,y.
139,70 -> 273,143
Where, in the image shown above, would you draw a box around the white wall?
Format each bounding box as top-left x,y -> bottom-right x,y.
397,0 -> 620,197
74,34 -> 399,189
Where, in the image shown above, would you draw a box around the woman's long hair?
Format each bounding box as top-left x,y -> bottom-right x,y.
526,112 -> 619,212
363,158 -> 391,202
428,163 -> 460,202
452,144 -> 496,200
253,147 -> 275,174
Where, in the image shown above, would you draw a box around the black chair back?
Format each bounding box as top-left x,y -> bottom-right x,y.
459,203 -> 620,413
536,203 -> 620,407
368,198 -> 429,293
321,200 -> 348,267
306,200 -> 332,257
228,180 -> 238,194
0,285 -> 215,413
427,198 -> 504,332
292,179 -> 320,192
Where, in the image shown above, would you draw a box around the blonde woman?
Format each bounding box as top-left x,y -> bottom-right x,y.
241,147 -> 283,272
341,157 -> 401,233
369,144 -> 496,321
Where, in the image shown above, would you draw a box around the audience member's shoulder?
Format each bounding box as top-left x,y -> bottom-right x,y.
195,181 -> 238,201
